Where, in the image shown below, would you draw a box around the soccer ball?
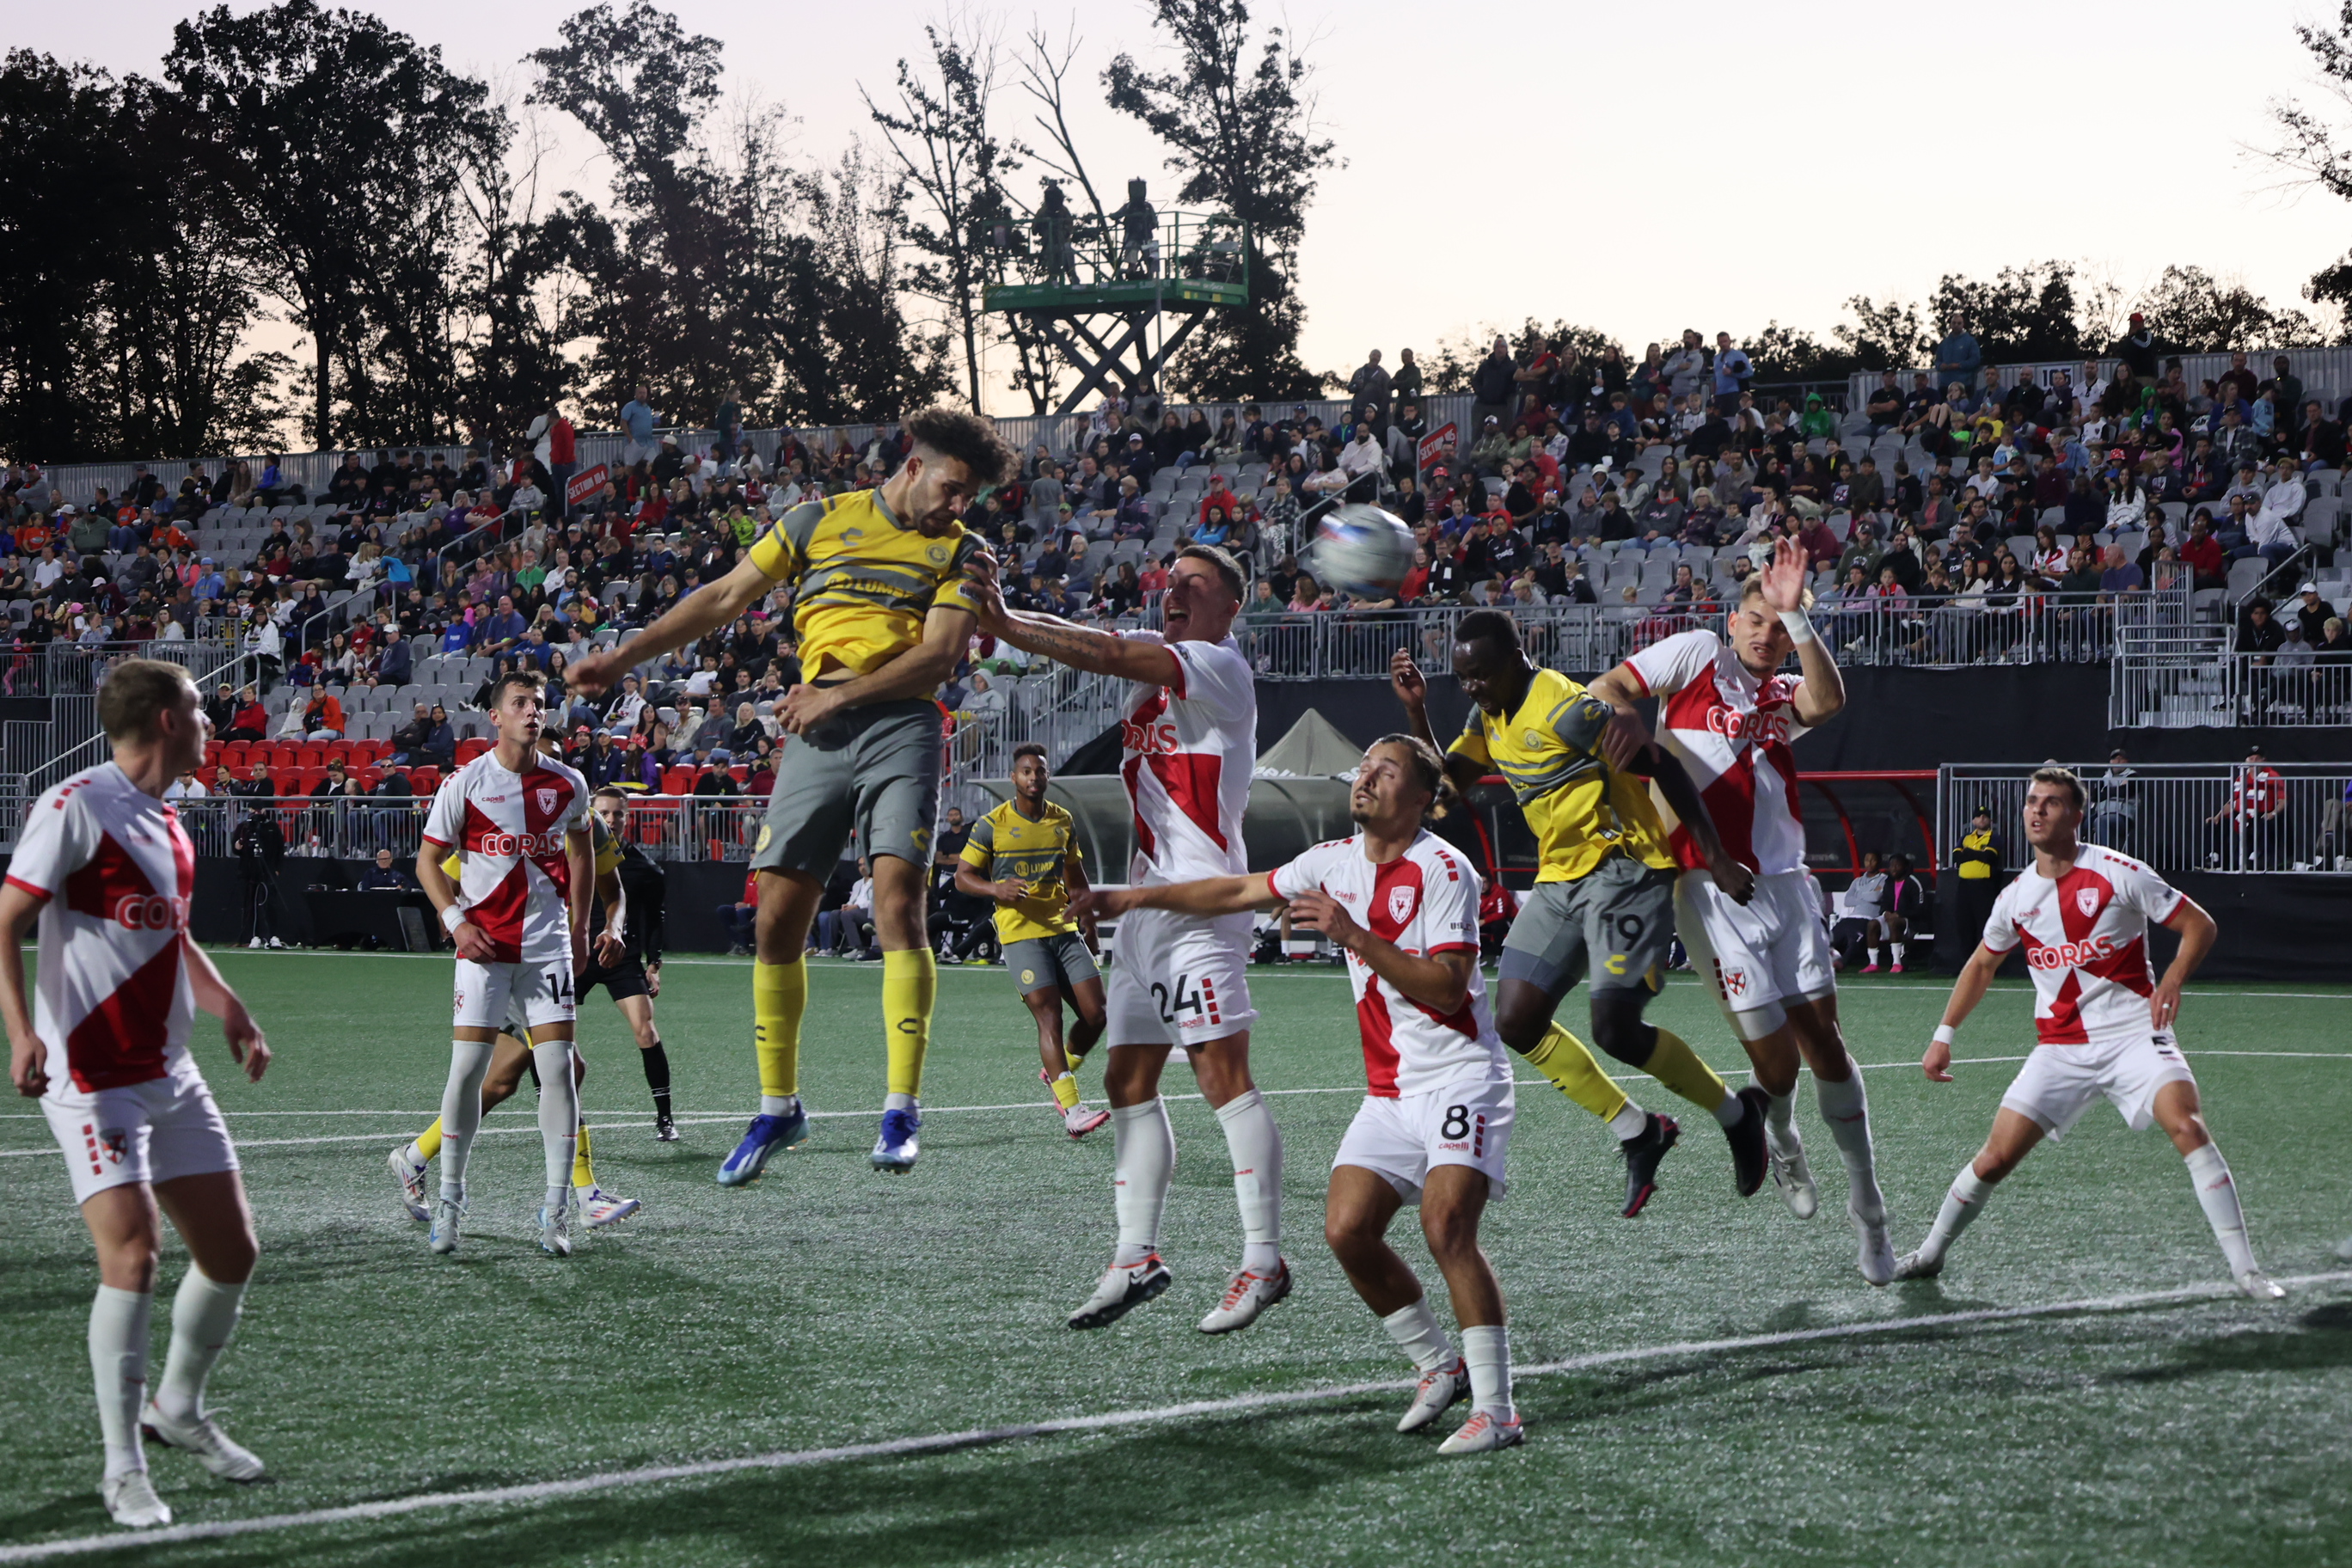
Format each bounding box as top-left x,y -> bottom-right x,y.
1311,504 -> 1415,597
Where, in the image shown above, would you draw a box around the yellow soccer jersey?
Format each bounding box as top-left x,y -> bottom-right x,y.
959,799 -> 1083,942
1448,667 -> 1675,883
441,812 -> 621,883
744,489 -> 987,676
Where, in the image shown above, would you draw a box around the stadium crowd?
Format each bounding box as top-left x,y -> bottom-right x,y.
2,327 -> 2349,813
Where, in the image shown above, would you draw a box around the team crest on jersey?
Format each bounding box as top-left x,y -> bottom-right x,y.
2074,886 -> 2100,918
1522,729 -> 1543,750
1387,885 -> 1417,924
537,787 -> 558,813
756,825 -> 773,851
927,544 -> 949,565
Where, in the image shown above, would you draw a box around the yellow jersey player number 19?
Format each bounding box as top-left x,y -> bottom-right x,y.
566,407 -> 1017,1181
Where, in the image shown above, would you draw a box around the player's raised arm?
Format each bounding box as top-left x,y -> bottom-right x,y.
181,937 -> 270,1083
1926,941 -> 2011,1081
2152,894 -> 2216,1032
973,575 -> 1182,685
567,550 -> 781,696
1392,649 -> 1488,796
1757,543 -> 1846,726
0,881 -> 49,1098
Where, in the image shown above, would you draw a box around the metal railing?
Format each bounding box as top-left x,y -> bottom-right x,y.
2111,650 -> 2352,728
1939,763 -> 2352,874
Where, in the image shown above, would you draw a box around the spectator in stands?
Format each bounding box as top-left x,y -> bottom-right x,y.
2181,511 -> 2226,588
302,686 -> 346,740
2294,583 -> 2336,644
358,848 -> 413,891
2098,544 -> 2145,599
2207,747 -> 2284,869
2237,597 -> 2285,658
1470,336 -> 1516,433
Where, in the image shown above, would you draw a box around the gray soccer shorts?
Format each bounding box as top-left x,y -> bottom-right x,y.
1498,854 -> 1675,1006
751,696 -> 942,875
1003,931 -> 1101,996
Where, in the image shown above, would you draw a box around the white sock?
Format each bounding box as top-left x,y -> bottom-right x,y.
1381,1297 -> 1455,1374
1761,1087 -> 1798,1147
438,1038 -> 495,1202
154,1269 -> 247,1426
1608,1099 -> 1648,1141
88,1285 -> 152,1479
760,1093 -> 800,1116
532,1041 -> 578,1208
1920,1166 -> 1994,1265
1215,1088 -> 1284,1273
2185,1142 -> 2259,1277
1112,1098 -> 1174,1267
885,1090 -> 917,1112
1712,1089 -> 1744,1130
1460,1324 -> 1515,1420
1815,1070 -> 1885,1222
1890,942 -> 1906,965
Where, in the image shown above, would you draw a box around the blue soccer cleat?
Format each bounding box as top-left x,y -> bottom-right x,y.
870,1106 -> 921,1173
715,1106 -> 808,1187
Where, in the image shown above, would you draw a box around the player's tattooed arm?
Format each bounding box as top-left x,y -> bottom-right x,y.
971,573 -> 1181,684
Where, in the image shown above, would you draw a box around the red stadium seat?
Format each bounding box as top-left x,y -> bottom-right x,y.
325,740 -> 353,764
222,742 -> 249,770
409,766 -> 438,795
266,744 -> 298,769
297,744 -> 326,769
352,739 -> 386,764
204,741 -> 223,767
456,738 -> 490,763
354,767 -> 380,791
659,767 -> 695,796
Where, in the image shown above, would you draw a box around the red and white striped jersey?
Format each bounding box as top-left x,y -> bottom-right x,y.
4,763 -> 199,1106
1981,842 -> 2184,1046
1268,830 -> 1509,1098
1625,628 -> 1816,875
420,752 -> 590,964
1118,633 -> 1255,887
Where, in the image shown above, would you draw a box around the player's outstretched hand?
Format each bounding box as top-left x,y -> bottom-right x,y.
452,919 -> 497,965
9,1026 -> 50,1098
966,571 -> 1011,636
567,646 -> 627,696
222,1002 -> 270,1084
1071,886 -> 1137,923
1388,648 -> 1426,710
1759,539 -> 1810,613
1287,889 -> 1363,952
1922,1038 -> 1954,1082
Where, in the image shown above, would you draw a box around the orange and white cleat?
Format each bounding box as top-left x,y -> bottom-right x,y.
1397,1357 -> 1469,1432
1437,1409 -> 1525,1455
1197,1259 -> 1291,1334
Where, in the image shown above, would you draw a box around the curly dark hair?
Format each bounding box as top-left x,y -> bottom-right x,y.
903,406 -> 1015,488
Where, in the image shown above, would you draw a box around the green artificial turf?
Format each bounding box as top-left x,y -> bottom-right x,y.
2,952 -> 2348,1566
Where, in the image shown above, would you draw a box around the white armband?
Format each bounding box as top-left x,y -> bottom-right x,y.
1932,1023 -> 1957,1046
1779,609 -> 1816,645
441,904 -> 467,934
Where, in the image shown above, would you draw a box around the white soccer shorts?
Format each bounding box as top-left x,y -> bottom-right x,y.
1676,868 -> 1835,1025
453,955 -> 578,1034
43,1074 -> 239,1206
1332,1077 -> 1516,1204
1106,906 -> 1258,1047
2000,1032 -> 2196,1140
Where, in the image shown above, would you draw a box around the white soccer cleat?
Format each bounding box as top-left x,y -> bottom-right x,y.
141,1401 -> 266,1482
1890,1248 -> 1943,1282
1436,1409 -> 1525,1455
428,1197 -> 464,1254
1853,1204 -> 1896,1287
538,1200 -> 574,1257
579,1187 -> 641,1228
1766,1133 -> 1819,1220
1397,1357 -> 1469,1433
1063,1102 -> 1111,1140
1197,1259 -> 1291,1335
2237,1269 -> 2286,1302
1068,1254 -> 1173,1330
99,1470 -> 171,1528
388,1145 -> 430,1223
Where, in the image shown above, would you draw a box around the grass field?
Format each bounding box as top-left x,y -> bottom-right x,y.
2,950 -> 2349,1567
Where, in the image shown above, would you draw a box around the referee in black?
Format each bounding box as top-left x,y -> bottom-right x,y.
587,786 -> 677,1140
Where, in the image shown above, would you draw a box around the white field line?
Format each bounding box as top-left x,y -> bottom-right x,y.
4,1268 -> 2346,1565
8,1052 -> 2351,1149
192,947 -> 2352,1002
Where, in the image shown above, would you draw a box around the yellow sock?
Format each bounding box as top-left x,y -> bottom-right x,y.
754,959 -> 805,1099
1522,1022 -> 1628,1121
881,947 -> 936,1098
571,1120 -> 596,1190
1047,1071 -> 1081,1112
1640,1026 -> 1731,1113
413,1118 -> 444,1161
